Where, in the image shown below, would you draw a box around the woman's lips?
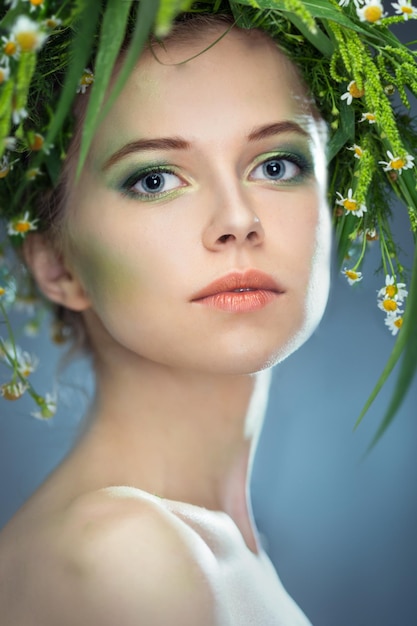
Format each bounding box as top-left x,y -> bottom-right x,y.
191,270 -> 284,313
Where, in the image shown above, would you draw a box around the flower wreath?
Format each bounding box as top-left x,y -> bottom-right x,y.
0,0 -> 416,442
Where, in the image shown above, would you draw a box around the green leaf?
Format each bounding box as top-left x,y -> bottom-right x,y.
76,0 -> 133,176
355,237 -> 417,447
45,0 -> 101,151
155,0 -> 195,37
234,0 -> 370,34
77,0 -> 160,177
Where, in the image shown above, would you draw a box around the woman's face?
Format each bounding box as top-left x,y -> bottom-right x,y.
63,27 -> 331,375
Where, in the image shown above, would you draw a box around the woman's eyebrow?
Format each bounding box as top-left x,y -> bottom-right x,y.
102,137 -> 190,171
102,120 -> 308,171
248,121 -> 309,142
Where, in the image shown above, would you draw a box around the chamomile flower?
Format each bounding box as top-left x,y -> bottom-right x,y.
377,295 -> 403,315
347,144 -> 364,159
15,349 -> 39,377
341,80 -> 365,105
26,167 -> 42,180
0,281 -> 16,305
1,34 -> 19,61
356,0 -> 387,22
1,381 -> 28,401
10,15 -> 48,53
43,16 -> 62,30
28,132 -> 45,151
379,150 -> 414,173
32,392 -> 57,419
342,268 -> 363,285
360,111 -> 377,123
23,0 -> 45,11
339,0 -> 365,6
8,211 -> 39,237
385,314 -> 404,335
0,65 -> 10,84
391,0 -> 417,18
365,228 -> 379,241
336,188 -> 367,217
76,68 -> 94,94
377,275 -> 408,301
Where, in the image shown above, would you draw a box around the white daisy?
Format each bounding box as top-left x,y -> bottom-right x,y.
379,150 -> 414,173
391,0 -> 417,18
377,275 -> 408,301
336,188 -> 367,217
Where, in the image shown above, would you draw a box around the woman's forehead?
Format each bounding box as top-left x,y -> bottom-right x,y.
92,28 -> 312,155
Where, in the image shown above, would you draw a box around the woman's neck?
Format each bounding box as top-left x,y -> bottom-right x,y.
73,360 -> 272,551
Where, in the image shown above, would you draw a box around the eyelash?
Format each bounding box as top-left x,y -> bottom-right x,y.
120,165 -> 184,201
249,152 -> 312,185
119,152 -> 312,201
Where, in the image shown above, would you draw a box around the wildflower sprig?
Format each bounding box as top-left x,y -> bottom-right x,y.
0,298 -> 56,418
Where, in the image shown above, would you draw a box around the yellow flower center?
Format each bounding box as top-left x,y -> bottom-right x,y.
354,146 -> 363,157
16,31 -> 39,52
4,41 -> 17,55
394,318 -> 403,329
385,284 -> 397,298
343,199 -> 358,212
390,157 -> 406,170
0,287 -> 5,296
30,134 -> 44,151
80,72 -> 94,86
349,82 -> 365,98
383,299 -> 398,312
0,166 -> 10,178
30,0 -> 44,5
26,168 -> 40,180
346,270 -> 359,281
15,221 -> 31,233
402,5 -> 413,13
363,5 -> 383,22
364,113 -> 376,122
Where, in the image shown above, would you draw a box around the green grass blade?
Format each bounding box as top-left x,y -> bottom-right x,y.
77,0 -> 159,177
364,240 -> 417,448
354,236 -> 417,435
45,1 -> 101,150
76,0 -> 133,176
235,0 -> 369,34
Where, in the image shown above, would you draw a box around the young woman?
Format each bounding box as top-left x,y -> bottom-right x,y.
0,16 -> 331,625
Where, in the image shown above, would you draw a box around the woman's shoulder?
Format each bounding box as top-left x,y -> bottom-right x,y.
0,486 -> 224,626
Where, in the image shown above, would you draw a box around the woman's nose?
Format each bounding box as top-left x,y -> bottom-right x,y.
202,186 -> 265,251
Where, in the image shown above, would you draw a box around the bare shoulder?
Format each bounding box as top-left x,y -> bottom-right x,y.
0,486 -> 226,626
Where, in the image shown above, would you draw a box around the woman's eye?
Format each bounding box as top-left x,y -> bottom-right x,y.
126,170 -> 184,197
250,157 -> 302,183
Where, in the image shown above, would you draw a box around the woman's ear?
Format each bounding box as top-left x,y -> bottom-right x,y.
23,233 -> 91,312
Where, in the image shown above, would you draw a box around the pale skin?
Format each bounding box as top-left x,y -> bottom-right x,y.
0,26 -> 331,625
